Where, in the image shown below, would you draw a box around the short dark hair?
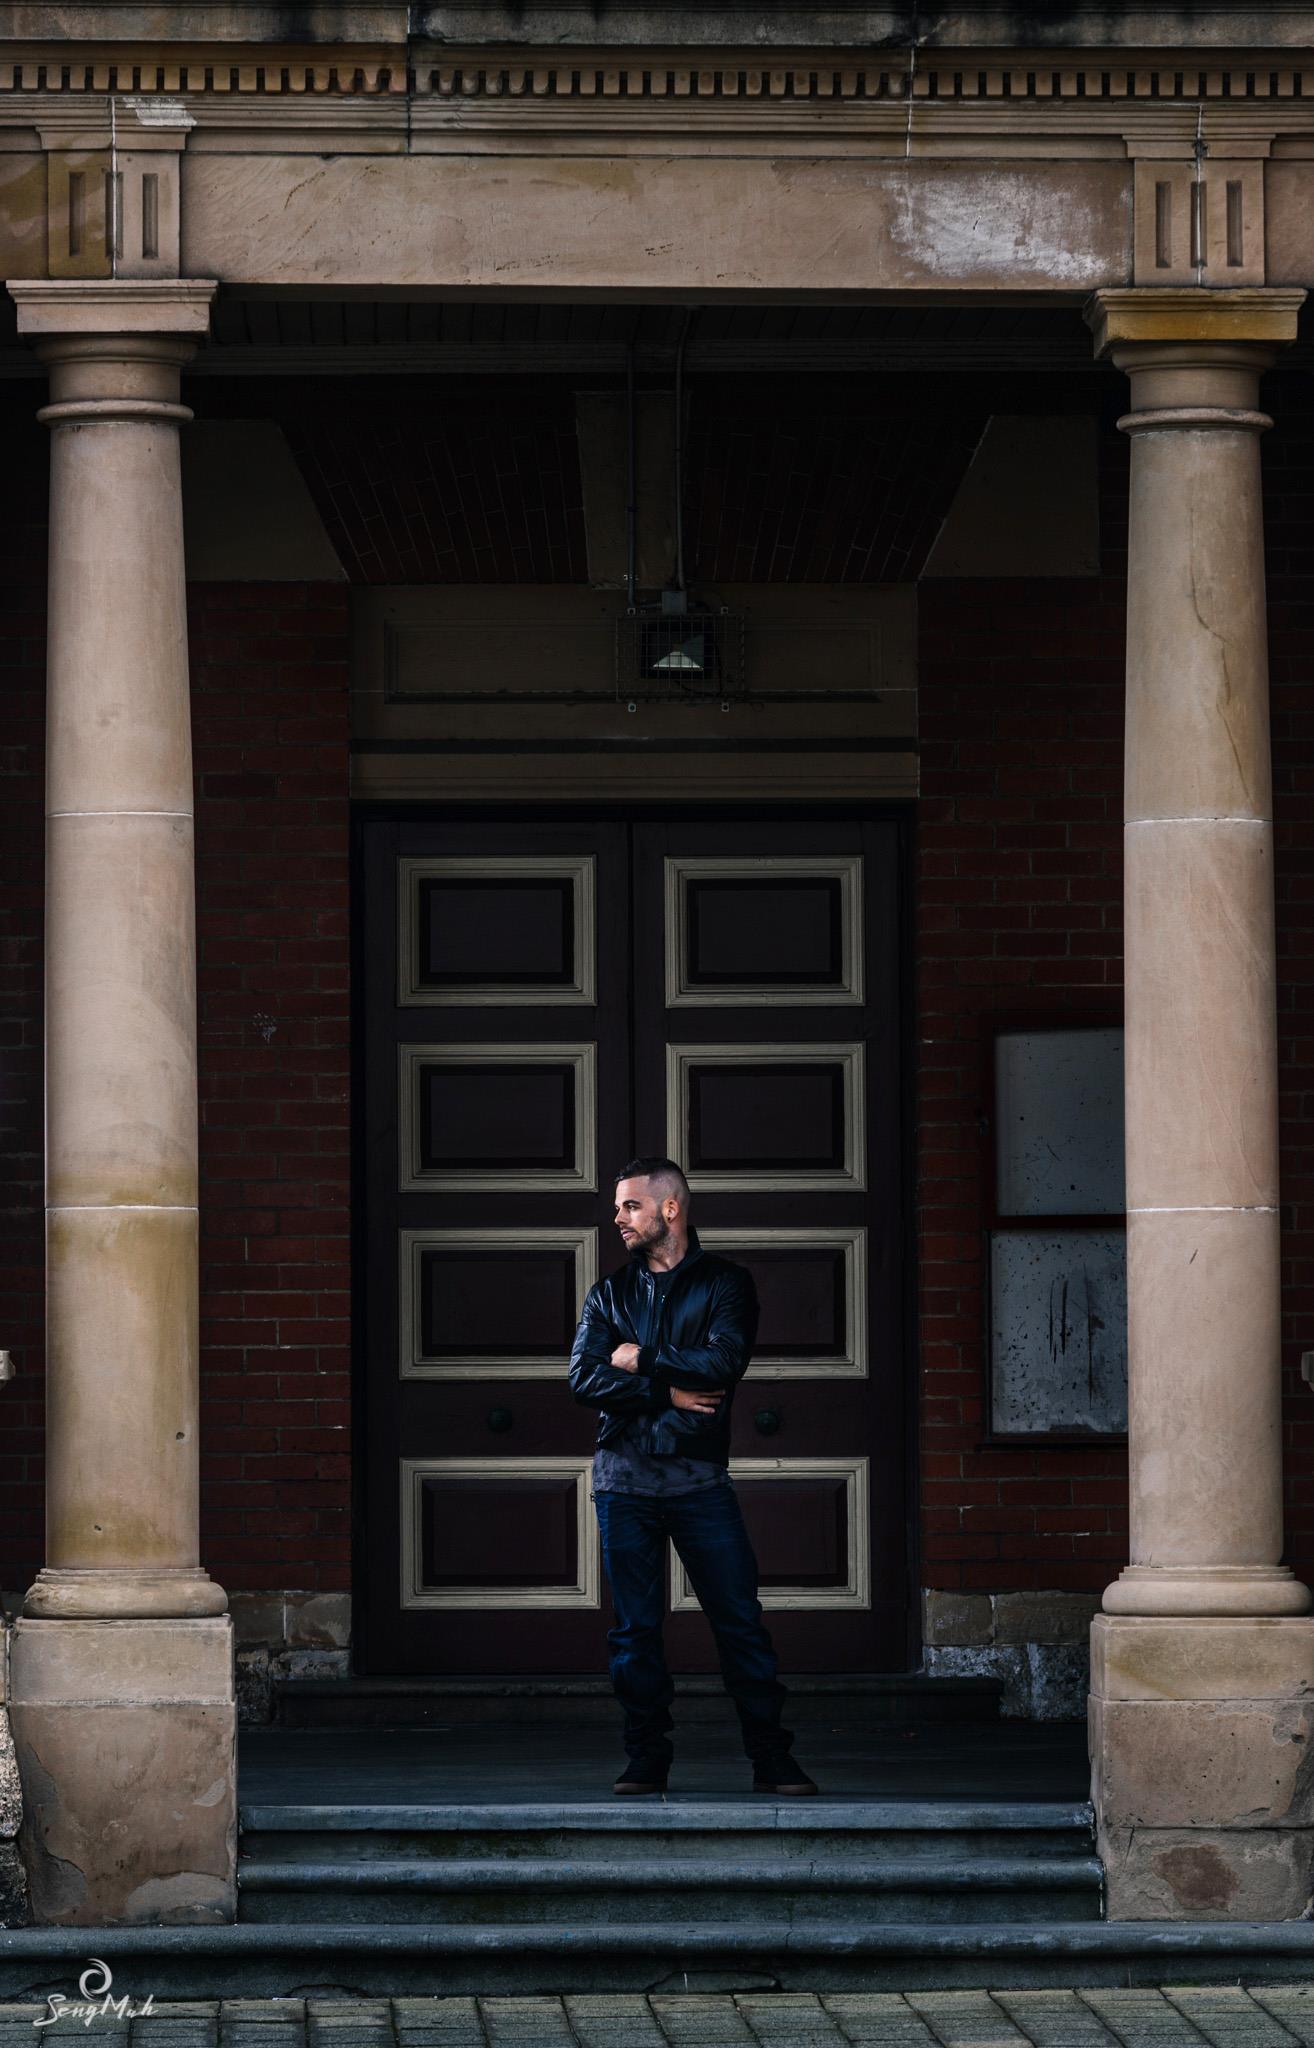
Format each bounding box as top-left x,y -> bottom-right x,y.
614,1156 -> 691,1207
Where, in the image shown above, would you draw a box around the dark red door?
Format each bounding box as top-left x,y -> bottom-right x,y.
357,814 -> 909,1674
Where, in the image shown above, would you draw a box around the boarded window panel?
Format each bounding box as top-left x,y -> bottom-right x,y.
995,1028 -> 1125,1217
419,1248 -> 577,1361
420,1063 -> 574,1170
739,1478 -> 849,1589
990,1229 -> 1128,1435
420,1475 -> 579,1590
689,1063 -> 844,1172
686,878 -> 843,987
418,876 -> 574,989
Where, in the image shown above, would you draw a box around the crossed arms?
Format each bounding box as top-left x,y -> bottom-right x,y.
568,1269 -> 758,1420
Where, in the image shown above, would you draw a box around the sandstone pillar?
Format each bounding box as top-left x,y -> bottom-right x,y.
1087,287 -> 1314,1919
4,280 -> 236,1925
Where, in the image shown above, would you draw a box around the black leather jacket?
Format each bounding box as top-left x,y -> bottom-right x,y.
568,1230 -> 758,1467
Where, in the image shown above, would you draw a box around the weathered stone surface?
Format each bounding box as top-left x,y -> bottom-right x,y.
229,1593 -> 352,1653
922,1591 -> 994,1648
1098,1822 -> 1314,1921
8,1617 -> 236,1926
0,1708 -> 20,1842
923,1645 -> 1029,1718
236,1647 -> 273,1727
1026,1645 -> 1090,1723
1092,1615 -> 1314,1702
183,154 -> 1129,296
995,1593 -> 1101,1648
1092,1696 -> 1314,1831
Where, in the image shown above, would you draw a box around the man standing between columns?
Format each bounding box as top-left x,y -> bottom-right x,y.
4,280 -> 236,1926
1086,287 -> 1314,1920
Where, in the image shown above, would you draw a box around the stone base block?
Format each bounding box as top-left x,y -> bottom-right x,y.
1091,1614 -> 1314,1920
7,1615 -> 236,1926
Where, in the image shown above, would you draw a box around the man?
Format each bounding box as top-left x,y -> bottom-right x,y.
569,1156 -> 818,1798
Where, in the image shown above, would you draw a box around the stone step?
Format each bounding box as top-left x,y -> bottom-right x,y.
272,1673 -> 1004,1730
238,1799 -> 1094,1868
236,1850 -> 1104,1925
8,1919 -> 1314,1999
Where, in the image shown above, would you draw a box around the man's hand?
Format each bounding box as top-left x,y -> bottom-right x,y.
670,1386 -> 725,1416
610,1342 -> 641,1373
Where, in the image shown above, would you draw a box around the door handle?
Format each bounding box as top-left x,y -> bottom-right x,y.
754,1408 -> 783,1437
487,1407 -> 514,1434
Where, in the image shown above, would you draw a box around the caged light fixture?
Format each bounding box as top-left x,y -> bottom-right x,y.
614,314 -> 745,703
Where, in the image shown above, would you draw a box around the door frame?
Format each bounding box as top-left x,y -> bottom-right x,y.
348,798 -> 921,1676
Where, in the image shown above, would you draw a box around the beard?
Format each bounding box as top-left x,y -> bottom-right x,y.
627,1213 -> 671,1257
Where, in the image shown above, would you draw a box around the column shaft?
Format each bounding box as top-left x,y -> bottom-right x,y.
11,288 -> 226,1619
1113,345 -> 1298,1615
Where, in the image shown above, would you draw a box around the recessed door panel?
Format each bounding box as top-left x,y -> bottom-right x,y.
361,815 -> 907,1675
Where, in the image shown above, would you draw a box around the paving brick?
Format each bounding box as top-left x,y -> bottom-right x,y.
904,1992 -> 1029,2048
477,1998 -> 575,2046
1078,1990 -> 1211,2047
391,1998 -> 487,2046
565,1993 -> 668,2047
1164,1990 -> 1306,2048
990,1992 -> 1124,2048
306,2004 -> 395,2048
819,1994 -> 942,2046
1248,1990 -> 1314,2048
734,1992 -> 850,2043
649,1994 -> 759,2045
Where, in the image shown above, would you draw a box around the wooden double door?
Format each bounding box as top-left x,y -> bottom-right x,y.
358,814 -> 909,1674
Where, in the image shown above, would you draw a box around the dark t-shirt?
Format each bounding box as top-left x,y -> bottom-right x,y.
591,1257 -> 730,1499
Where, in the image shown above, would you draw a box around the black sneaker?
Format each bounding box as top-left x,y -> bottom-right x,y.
752,1754 -> 818,1796
613,1754 -> 669,1795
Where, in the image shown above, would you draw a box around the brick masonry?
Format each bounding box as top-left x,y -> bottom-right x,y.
190,583 -> 353,1603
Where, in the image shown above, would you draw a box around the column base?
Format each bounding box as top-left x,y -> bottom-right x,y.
1091,1614 -> 1314,1920
23,1567 -> 229,1619
8,1616 -> 236,1925
1103,1565 -> 1311,1617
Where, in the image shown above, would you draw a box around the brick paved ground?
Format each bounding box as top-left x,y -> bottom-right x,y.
4,1990 -> 1314,2048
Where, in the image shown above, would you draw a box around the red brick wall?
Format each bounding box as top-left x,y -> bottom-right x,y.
191,584 -> 353,1594
915,570 -> 1130,1595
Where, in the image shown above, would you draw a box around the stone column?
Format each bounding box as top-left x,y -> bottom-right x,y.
4,280 -> 236,1926
1087,287 -> 1314,1920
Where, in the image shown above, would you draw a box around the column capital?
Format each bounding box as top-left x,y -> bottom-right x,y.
6,278 -> 217,343
1085,286 -> 1306,358
8,280 -> 218,426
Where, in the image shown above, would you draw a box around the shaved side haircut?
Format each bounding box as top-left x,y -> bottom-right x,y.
614,1156 -> 691,1210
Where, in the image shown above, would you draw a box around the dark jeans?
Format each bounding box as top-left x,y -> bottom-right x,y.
593,1484 -> 792,1767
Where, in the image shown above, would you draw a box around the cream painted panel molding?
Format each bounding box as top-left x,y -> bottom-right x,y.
669,1457 -> 871,1613
399,1457 -> 600,1611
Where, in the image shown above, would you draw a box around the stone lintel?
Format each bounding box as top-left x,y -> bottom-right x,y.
7,278 -> 217,340
1086,286 -> 1307,356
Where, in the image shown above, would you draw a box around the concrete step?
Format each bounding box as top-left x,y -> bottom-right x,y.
236,1850 -> 1104,1925
272,1673 -> 1005,1730
9,1920 -> 1314,1999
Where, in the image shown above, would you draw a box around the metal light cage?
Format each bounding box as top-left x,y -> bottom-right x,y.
614,606 -> 745,702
